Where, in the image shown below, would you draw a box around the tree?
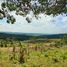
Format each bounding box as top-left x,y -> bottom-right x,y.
1,0 -> 67,24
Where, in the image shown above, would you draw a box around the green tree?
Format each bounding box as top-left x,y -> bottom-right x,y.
1,0 -> 67,23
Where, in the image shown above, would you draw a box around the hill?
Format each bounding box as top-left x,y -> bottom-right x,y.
0,32 -> 64,41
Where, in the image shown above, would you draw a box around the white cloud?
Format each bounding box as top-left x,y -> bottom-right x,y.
0,1 -> 67,34
0,11 -> 67,34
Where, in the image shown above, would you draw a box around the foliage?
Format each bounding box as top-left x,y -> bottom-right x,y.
0,0 -> 67,23
7,15 -> 16,24
6,3 -> 17,11
1,2 -> 6,8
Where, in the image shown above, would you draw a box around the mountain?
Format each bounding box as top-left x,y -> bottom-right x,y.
0,32 -> 64,41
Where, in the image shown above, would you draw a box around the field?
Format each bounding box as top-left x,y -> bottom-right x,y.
0,38 -> 67,67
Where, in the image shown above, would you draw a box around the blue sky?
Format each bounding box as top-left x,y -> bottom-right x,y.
0,1 -> 67,34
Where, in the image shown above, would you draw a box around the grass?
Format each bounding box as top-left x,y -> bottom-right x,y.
0,40 -> 67,67
0,46 -> 67,67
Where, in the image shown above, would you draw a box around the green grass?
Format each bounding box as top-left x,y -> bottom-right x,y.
0,37 -> 67,67
0,43 -> 67,67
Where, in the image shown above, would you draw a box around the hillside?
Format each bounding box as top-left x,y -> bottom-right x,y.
0,32 -> 64,41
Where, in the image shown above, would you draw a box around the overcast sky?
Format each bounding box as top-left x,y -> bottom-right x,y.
0,1 -> 67,34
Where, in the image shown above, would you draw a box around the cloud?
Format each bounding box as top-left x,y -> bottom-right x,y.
0,11 -> 67,34
0,0 -> 67,34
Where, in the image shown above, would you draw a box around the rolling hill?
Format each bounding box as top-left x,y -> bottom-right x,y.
0,32 -> 64,41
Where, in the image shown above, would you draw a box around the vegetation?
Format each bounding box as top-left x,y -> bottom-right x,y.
0,0 -> 67,24
1,2 -> 6,8
0,0 -> 67,66
7,15 -> 16,24
3,0 -> 67,15
0,35 -> 67,67
6,3 -> 17,11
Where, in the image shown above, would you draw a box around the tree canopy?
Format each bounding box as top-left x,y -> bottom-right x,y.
0,0 -> 67,24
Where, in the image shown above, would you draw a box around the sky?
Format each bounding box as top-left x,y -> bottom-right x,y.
0,1 -> 67,34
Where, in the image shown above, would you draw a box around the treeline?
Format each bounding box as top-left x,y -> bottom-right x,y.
0,34 -> 67,47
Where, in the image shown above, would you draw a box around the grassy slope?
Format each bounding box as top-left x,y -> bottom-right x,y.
0,41 -> 67,67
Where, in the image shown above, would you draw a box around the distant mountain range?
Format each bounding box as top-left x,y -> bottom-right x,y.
0,32 -> 64,40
